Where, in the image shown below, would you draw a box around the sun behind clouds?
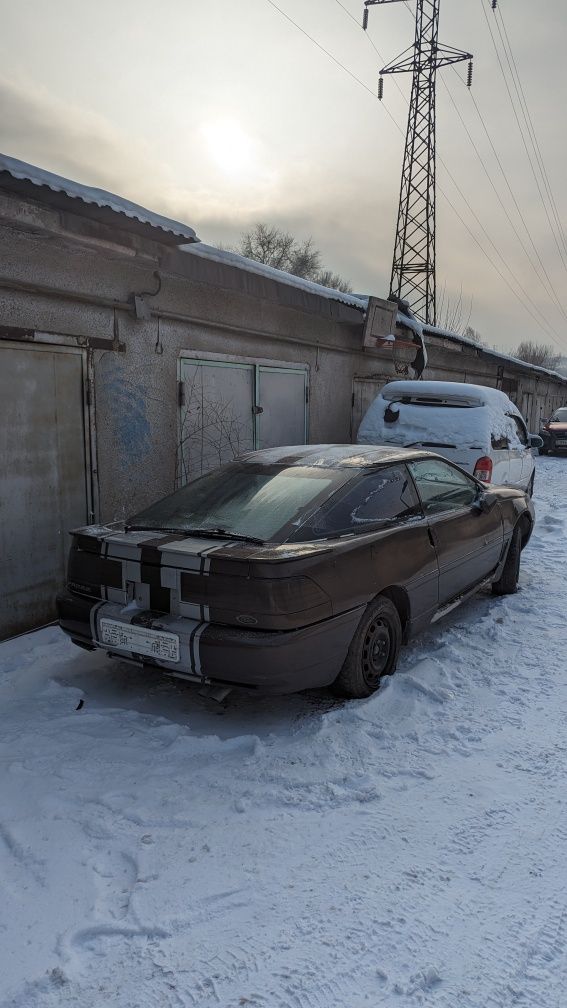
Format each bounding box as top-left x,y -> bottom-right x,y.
202,118 -> 258,178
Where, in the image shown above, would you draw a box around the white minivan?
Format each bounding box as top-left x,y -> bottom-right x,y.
357,380 -> 540,494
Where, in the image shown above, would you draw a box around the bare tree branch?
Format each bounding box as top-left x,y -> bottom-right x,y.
514,341 -> 561,370
237,223 -> 353,293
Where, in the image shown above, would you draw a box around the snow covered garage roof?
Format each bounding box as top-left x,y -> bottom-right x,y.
0,152 -> 198,244
180,242 -> 369,311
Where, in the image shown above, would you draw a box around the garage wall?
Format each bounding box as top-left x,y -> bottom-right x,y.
0,341 -> 89,638
1,187 -> 567,532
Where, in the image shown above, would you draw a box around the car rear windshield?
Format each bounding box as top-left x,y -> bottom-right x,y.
127,463 -> 350,542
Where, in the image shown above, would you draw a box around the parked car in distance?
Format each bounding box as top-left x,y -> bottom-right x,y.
539,407 -> 567,455
57,445 -> 535,699
357,380 -> 542,496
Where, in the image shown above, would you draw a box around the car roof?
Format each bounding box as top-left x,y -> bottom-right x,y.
236,444 -> 432,468
379,379 -> 515,410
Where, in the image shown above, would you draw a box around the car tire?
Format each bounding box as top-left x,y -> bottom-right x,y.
333,596 -> 402,698
538,447 -> 548,455
492,526 -> 522,596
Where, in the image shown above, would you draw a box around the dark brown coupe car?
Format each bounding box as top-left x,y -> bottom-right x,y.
57,445 -> 534,698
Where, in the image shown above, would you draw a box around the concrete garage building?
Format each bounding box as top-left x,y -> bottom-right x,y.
1,152 -> 566,639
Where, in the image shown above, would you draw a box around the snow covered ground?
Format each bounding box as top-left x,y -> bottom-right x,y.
1,457 -> 566,1008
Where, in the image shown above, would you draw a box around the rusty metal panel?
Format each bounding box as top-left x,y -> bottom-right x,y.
0,342 -> 88,639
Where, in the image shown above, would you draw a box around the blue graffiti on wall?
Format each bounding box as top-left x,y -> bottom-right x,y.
100,355 -> 152,464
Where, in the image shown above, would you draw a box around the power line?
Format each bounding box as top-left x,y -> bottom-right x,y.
494,5 -> 567,261
466,87 -> 564,310
479,0 -> 567,276
435,149 -> 567,346
379,0 -> 567,307
263,0 -> 567,348
440,73 -> 567,322
399,0 -> 567,334
333,0 -> 409,103
398,0 -> 567,316
264,0 -> 400,130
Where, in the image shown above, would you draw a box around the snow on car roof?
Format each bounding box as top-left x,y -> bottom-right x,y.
379,380 -> 517,409
358,381 -> 526,450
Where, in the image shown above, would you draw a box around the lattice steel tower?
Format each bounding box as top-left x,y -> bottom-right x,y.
363,0 -> 472,324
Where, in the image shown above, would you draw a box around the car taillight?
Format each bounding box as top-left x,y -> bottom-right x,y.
179,572 -> 331,629
473,456 -> 493,483
180,573 -> 327,612
67,543 -> 123,597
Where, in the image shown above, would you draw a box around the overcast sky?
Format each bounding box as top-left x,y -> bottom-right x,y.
1,0 -> 566,352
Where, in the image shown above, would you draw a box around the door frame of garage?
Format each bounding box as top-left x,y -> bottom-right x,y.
351,374 -> 389,441
0,335 -> 98,525
177,348 -> 310,454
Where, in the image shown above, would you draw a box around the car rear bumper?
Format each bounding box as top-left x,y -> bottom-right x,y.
541,433 -> 567,452
56,591 -> 364,695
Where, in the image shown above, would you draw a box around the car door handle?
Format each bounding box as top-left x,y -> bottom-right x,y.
427,527 -> 436,548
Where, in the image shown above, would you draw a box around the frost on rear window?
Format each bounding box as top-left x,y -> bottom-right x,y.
350,471 -> 415,524
290,464 -> 422,541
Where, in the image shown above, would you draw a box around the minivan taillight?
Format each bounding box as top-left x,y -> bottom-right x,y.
473,456 -> 493,483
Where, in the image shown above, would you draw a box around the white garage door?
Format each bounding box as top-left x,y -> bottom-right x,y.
0,342 -> 89,639
178,356 -> 308,483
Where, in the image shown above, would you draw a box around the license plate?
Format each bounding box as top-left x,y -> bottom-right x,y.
556,439 -> 567,446
100,619 -> 180,663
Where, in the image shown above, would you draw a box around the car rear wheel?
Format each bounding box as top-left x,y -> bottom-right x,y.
333,596 -> 402,698
492,526 -> 521,596
538,447 -> 548,455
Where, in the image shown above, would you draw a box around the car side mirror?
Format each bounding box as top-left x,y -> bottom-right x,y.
472,490 -> 496,514
529,434 -> 543,449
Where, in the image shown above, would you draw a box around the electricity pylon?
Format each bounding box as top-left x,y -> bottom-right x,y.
363,0 -> 473,324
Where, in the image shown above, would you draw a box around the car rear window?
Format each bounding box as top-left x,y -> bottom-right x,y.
358,398 -> 488,449
127,463 -> 351,542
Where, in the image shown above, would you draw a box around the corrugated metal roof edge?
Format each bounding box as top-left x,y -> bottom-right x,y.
396,314 -> 567,385
0,152 -> 198,242
420,322 -> 567,385
180,242 -> 368,310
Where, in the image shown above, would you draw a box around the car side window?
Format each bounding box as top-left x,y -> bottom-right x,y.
509,414 -> 529,447
293,465 -> 422,539
491,433 -> 509,450
408,458 -> 478,515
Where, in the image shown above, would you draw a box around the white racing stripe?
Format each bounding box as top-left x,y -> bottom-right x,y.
191,622 -> 208,675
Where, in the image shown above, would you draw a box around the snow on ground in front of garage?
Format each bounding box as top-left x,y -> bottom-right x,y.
1,457 -> 566,1008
